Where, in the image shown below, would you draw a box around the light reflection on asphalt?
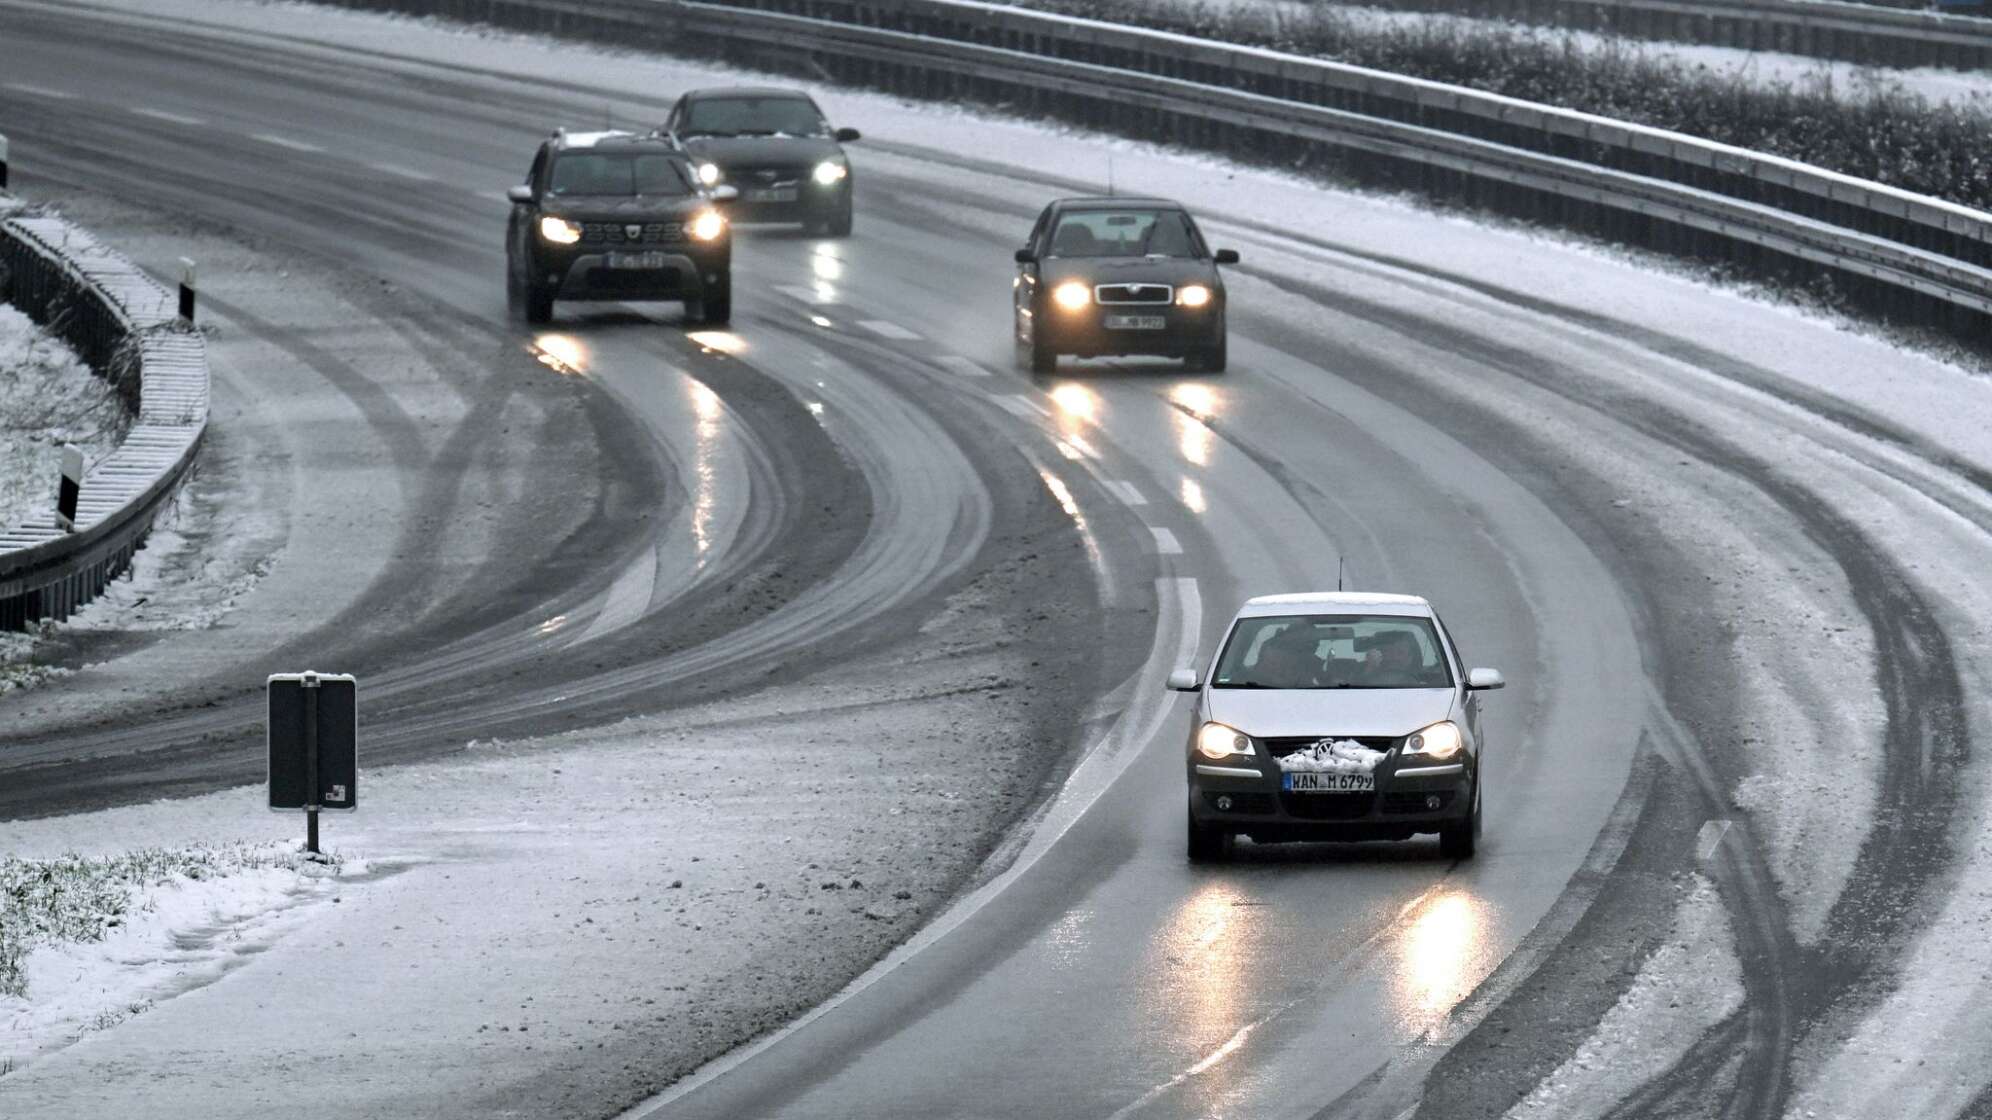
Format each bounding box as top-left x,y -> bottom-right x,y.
689,380 -> 725,561
1391,891 -> 1486,1019
530,332 -> 588,375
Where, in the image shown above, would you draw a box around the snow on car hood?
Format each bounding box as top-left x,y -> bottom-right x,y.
1205,688 -> 1456,739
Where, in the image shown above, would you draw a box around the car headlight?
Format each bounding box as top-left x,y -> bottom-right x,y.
812,160 -> 848,185
1051,281 -> 1091,311
697,162 -> 722,186
538,216 -> 582,245
1402,721 -> 1464,761
689,210 -> 726,242
1176,284 -> 1212,308
1196,722 -> 1256,761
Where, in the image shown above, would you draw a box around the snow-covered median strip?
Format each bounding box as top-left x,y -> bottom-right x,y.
1503,875 -> 1742,1120
0,844 -> 350,1071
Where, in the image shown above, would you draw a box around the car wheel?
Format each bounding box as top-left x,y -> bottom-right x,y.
697,274 -> 733,325
522,279 -> 554,326
1188,328 -> 1227,374
1187,806 -> 1230,863
1029,320 -> 1058,375
1438,782 -> 1480,860
828,199 -> 854,238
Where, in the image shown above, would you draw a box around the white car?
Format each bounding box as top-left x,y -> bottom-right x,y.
1168,592 -> 1505,862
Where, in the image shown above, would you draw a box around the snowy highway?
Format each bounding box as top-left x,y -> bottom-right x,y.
3,2 -> 1992,1119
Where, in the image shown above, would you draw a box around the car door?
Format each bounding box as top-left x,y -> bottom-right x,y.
509,146 -> 549,276
1433,613 -> 1481,748
1016,205 -> 1052,330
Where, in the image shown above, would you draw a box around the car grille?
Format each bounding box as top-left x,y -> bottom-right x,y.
732,165 -> 808,187
1280,792 -> 1376,820
1094,283 -> 1172,304
1263,736 -> 1398,758
580,221 -> 686,245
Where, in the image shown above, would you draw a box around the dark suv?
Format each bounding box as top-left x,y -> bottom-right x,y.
662,87 -> 860,237
506,130 -> 734,325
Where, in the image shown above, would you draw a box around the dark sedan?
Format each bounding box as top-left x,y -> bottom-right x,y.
1013,197 -> 1238,374
663,87 -> 859,236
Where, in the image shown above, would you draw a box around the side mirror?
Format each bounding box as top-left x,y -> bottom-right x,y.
1467,668 -> 1505,691
1166,668 -> 1201,692
834,127 -> 862,143
506,184 -> 535,205
710,184 -> 741,204
1213,248 -> 1240,265
1014,247 -> 1037,264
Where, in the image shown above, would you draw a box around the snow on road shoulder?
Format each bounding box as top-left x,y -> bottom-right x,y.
0,302 -> 126,530
1503,875 -> 1742,1120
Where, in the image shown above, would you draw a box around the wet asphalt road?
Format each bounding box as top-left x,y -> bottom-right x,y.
3,2 -> 1981,1117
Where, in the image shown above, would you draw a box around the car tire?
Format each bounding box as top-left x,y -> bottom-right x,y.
1438,782 -> 1480,860
696,275 -> 733,325
1187,807 -> 1231,863
828,199 -> 854,238
1188,329 -> 1227,374
522,280 -> 554,326
1029,321 -> 1058,375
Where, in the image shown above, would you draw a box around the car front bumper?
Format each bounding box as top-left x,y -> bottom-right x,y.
537,248 -> 727,302
1187,756 -> 1473,842
1037,305 -> 1221,357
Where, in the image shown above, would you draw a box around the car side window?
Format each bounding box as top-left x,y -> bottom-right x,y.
1027,207 -> 1053,255
1431,614 -> 1466,680
527,147 -> 549,195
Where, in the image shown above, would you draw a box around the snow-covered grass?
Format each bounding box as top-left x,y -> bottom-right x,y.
0,303 -> 128,529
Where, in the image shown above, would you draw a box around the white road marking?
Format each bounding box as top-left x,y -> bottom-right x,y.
370,161 -> 436,182
1150,527 -> 1183,554
937,355 -> 990,377
860,319 -> 920,340
994,395 -> 1042,419
4,82 -> 77,100
130,107 -> 205,126
574,545 -> 659,645
251,133 -> 323,152
1102,481 -> 1147,506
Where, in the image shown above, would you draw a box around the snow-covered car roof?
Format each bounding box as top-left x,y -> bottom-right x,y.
1236,592 -> 1433,617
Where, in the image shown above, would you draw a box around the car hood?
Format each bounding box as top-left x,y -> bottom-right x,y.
1039,257 -> 1219,289
681,135 -> 843,166
1205,688 -> 1456,739
540,195 -> 706,222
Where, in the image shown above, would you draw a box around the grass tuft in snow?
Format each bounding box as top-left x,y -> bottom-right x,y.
0,844 -> 332,998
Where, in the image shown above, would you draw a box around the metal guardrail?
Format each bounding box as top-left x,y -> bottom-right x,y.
1337,0 -> 1992,71
319,0 -> 1992,338
0,192 -> 210,631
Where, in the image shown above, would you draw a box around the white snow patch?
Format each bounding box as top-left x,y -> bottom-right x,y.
1275,738 -> 1387,773
1504,875 -> 1743,1120
0,303 -> 126,528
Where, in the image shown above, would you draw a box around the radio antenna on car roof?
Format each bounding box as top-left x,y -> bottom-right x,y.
1106,153 -> 1114,198
1337,556 -> 1344,592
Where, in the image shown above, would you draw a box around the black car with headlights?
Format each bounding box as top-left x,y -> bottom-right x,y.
1166,593 -> 1506,862
1013,197 -> 1238,374
663,87 -> 859,236
506,129 -> 734,325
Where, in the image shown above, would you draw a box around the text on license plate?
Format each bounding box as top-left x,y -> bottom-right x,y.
607,251 -> 670,270
1105,314 -> 1166,330
747,187 -> 798,202
1283,772 -> 1375,793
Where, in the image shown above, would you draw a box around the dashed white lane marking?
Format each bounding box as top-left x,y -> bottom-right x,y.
130,107 -> 205,126
994,395 -> 1043,419
937,356 -> 990,377
4,82 -> 77,99
860,319 -> 920,340
775,283 -> 838,305
1102,480 -> 1146,506
1150,527 -> 1183,554
1695,819 -> 1733,863
251,133 -> 323,152
575,544 -> 659,646
370,162 -> 436,182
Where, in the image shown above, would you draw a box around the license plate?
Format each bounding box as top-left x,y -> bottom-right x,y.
746,187 -> 798,203
1105,314 -> 1166,330
1282,772 -> 1375,793
607,251 -> 669,270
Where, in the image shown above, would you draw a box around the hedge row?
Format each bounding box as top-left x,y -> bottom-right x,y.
1019,0 -> 1992,211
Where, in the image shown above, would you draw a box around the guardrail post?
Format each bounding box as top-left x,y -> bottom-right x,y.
0,133 -> 9,191
178,257 -> 197,323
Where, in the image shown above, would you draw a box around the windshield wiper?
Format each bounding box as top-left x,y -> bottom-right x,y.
684,129 -> 737,138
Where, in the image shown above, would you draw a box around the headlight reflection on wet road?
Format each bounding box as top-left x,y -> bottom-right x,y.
530,333 -> 589,375
688,380 -> 726,561
1391,891 -> 1489,1019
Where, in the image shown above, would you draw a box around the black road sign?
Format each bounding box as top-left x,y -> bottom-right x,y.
268,672 -> 358,813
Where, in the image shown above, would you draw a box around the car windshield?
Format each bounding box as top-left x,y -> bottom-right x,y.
683,96 -> 829,138
1046,208 -> 1199,258
1212,614 -> 1454,690
546,153 -> 694,197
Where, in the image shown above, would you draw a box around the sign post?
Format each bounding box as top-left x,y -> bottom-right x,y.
0,133 -> 9,191
54,444 -> 81,532
267,671 -> 358,857
178,257 -> 196,324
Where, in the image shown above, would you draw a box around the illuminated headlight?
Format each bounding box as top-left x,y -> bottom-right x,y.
689,210 -> 726,242
812,160 -> 849,185
537,216 -> 582,245
697,162 -> 722,186
1196,722 -> 1256,761
1402,721 -> 1464,761
1176,284 -> 1212,308
1051,281 -> 1091,311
